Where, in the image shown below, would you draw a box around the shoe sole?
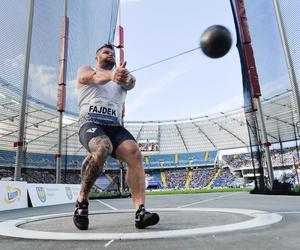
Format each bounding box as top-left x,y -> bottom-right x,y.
136,214 -> 160,229
73,216 -> 89,230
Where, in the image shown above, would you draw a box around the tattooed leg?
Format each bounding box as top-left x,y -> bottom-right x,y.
77,135 -> 113,202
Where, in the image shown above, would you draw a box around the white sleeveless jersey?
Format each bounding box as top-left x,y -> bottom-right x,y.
78,79 -> 126,128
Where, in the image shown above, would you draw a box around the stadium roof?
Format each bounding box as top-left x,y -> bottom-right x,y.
0,79 -> 297,155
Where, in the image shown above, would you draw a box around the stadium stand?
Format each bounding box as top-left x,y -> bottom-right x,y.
0,149 -> 84,169
0,149 -> 218,170
189,167 -> 217,189
0,148 -> 221,190
165,169 -> 188,189
141,150 -> 217,169
211,168 -> 236,188
222,147 -> 299,170
1,147 -> 240,191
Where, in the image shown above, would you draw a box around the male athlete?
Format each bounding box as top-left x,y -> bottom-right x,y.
73,44 -> 159,230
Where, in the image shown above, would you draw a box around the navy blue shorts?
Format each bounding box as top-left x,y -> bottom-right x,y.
79,123 -> 136,159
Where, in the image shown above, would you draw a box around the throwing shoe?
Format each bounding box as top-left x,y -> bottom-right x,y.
73,200 -> 89,230
135,204 -> 159,229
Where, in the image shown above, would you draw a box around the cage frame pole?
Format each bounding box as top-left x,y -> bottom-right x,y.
56,0 -> 69,183
14,0 -> 35,181
273,0 -> 300,120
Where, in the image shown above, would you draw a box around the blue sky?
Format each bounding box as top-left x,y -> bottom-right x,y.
120,0 -> 243,121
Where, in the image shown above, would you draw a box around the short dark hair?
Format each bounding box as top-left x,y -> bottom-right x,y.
96,43 -> 115,55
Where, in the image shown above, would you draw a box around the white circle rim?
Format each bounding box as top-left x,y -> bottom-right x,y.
0,208 -> 282,240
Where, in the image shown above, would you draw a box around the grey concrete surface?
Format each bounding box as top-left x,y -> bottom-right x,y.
20,211 -> 249,233
0,191 -> 299,250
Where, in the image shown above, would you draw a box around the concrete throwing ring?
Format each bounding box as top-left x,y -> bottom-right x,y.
0,208 -> 282,240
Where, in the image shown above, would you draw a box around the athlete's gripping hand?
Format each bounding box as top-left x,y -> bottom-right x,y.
113,61 -> 136,90
113,61 -> 129,84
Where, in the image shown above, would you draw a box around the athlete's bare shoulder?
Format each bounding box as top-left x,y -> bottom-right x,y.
77,66 -> 96,87
78,65 -> 94,72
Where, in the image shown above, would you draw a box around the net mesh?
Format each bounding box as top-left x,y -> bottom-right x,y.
1,0 -> 300,189
244,0 -> 299,137
276,0 -> 300,122
0,0 -> 27,94
0,0 -> 118,184
236,0 -> 300,187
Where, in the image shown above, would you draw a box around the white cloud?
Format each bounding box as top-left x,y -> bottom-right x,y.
29,66 -> 79,109
5,54 -> 24,68
5,54 -> 79,107
5,54 -> 58,102
66,79 -> 78,100
29,64 -> 57,101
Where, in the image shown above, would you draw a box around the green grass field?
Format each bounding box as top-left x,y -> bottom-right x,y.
90,188 -> 252,199
145,187 -> 252,195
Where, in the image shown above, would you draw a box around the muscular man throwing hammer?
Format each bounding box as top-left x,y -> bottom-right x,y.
73,44 -> 159,230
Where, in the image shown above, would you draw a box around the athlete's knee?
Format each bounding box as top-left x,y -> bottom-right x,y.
134,149 -> 142,161
128,147 -> 142,163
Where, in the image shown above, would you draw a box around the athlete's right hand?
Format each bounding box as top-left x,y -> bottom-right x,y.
113,61 -> 129,83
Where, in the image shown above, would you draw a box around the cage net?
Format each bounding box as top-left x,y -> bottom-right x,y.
1,0 -> 300,192
235,0 -> 300,188
0,0 -> 119,188
276,0 -> 300,122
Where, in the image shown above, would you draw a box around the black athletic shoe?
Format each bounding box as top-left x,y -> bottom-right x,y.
135,204 -> 159,229
73,200 -> 89,230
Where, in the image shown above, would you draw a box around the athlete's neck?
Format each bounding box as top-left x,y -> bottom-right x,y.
96,62 -> 114,71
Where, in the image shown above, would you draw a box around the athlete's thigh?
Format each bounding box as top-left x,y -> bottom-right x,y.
108,126 -> 137,160
79,123 -> 111,153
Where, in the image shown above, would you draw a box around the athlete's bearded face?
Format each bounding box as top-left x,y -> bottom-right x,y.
96,48 -> 116,69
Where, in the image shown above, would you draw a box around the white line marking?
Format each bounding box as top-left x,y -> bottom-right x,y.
0,208 -> 282,240
277,211 -> 300,214
96,200 -> 118,210
177,192 -> 240,208
104,239 -> 114,247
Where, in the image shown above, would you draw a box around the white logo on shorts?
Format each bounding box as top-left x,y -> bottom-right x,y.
86,128 -> 97,133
